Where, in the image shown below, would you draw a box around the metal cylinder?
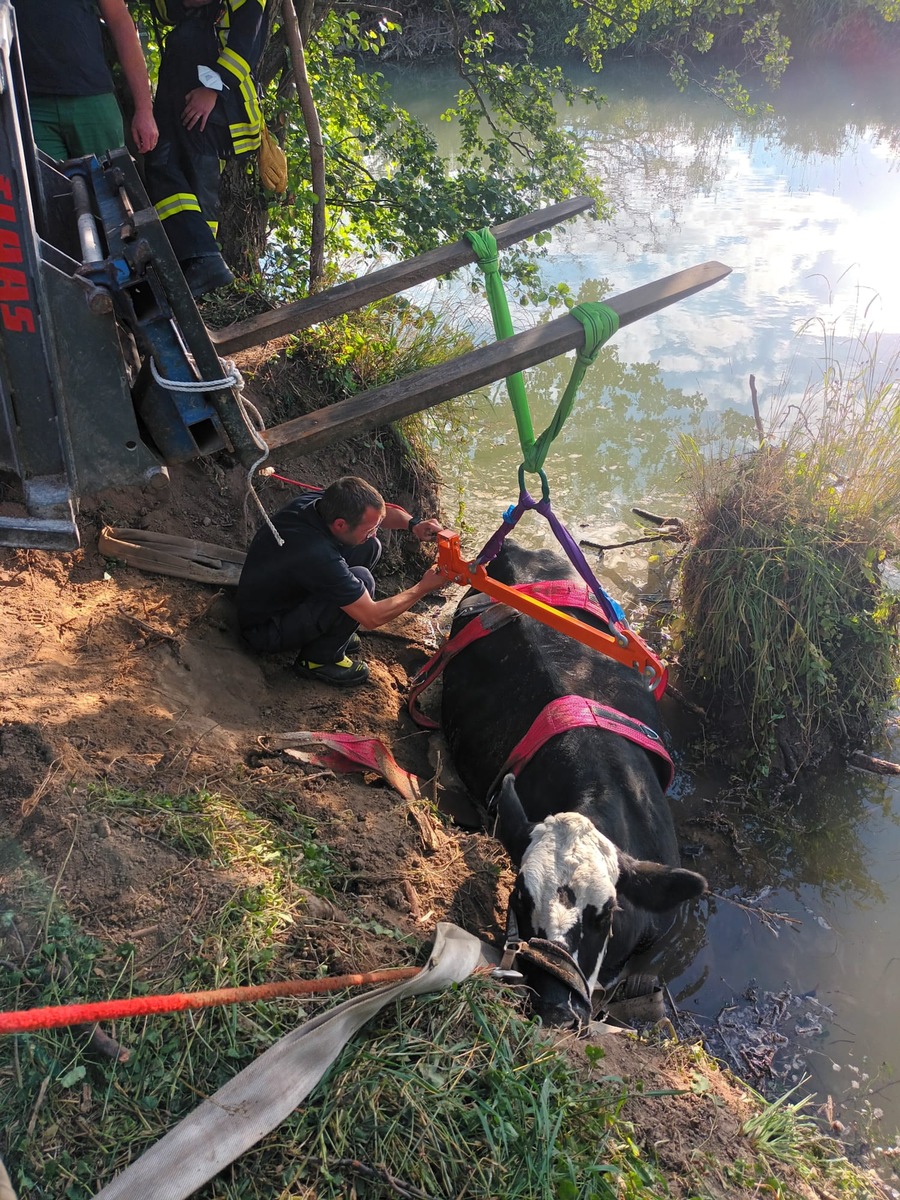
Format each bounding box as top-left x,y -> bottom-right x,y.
70,174 -> 104,265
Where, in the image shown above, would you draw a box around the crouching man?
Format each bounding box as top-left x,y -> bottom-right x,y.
237,476 -> 448,687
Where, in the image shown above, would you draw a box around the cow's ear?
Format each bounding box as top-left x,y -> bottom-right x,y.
616,853 -> 707,913
494,774 -> 534,865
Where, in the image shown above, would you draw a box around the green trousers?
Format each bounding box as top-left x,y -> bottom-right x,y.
28,92 -> 125,161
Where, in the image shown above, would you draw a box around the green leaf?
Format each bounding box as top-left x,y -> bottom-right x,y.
58,1064 -> 86,1089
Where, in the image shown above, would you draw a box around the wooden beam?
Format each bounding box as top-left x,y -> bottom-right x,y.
262,261 -> 731,455
210,196 -> 595,355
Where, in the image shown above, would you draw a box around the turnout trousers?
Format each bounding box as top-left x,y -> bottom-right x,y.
144,16 -> 236,263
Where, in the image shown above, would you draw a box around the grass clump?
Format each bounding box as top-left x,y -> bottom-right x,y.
289,294 -> 474,402
1,886 -> 884,1199
738,1079 -> 879,1197
0,909 -> 661,1200
676,327 -> 900,777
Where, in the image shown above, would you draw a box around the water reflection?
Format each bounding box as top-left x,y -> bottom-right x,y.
429,338 -> 755,550
392,54 -> 900,544
647,753 -> 900,1143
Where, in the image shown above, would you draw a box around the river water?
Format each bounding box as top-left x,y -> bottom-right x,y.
382,55 -> 900,1157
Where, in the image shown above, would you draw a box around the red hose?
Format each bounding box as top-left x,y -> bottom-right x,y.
0,965 -> 422,1035
261,472 -> 408,516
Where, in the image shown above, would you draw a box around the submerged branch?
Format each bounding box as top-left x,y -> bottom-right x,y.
710,891 -> 802,936
849,751 -> 900,776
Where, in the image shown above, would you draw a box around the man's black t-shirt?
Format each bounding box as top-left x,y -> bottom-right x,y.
236,495 -> 366,631
14,0 -> 114,98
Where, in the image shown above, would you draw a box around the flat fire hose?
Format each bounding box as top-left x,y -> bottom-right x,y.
91,923 -> 495,1200
98,527 -> 246,587
0,1158 -> 16,1200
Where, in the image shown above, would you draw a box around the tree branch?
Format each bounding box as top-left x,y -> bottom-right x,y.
282,0 -> 326,289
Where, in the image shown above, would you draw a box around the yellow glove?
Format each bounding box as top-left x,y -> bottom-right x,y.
259,126 -> 288,194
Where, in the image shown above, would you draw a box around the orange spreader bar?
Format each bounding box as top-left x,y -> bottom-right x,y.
436,532 -> 667,698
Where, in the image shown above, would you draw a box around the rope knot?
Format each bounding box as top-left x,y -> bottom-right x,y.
464,228 -> 500,276
149,355 -> 244,394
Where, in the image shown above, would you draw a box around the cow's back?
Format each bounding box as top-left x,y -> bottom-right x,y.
441,542 -> 664,804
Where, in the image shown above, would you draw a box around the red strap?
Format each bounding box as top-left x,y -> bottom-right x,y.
407,611 -> 500,728
280,732 -> 422,804
501,695 -> 674,792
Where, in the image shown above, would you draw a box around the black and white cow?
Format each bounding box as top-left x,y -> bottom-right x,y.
441,542 -> 706,1028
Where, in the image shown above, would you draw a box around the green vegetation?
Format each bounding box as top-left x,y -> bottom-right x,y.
1,779 -> 886,1199
289,295 -> 475,400
272,979 -> 668,1200
0,895 -> 881,1200
250,4 -> 609,297
88,783 -> 337,968
676,328 -> 900,777
135,1 -> 900,295
743,1082 -> 826,1167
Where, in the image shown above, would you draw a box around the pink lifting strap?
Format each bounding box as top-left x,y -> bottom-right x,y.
501,695 -> 675,792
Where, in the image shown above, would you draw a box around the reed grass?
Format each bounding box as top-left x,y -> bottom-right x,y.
677,320 -> 900,775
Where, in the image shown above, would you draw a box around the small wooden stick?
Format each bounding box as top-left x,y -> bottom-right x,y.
631,507 -> 671,527
580,534 -> 673,552
306,1157 -> 434,1200
77,1022 -> 131,1063
849,751 -> 900,776
664,684 -> 708,721
749,374 -> 765,441
710,891 -> 801,932
117,607 -> 178,643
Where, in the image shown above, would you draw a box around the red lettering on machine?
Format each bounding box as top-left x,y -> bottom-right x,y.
0,173 -> 35,333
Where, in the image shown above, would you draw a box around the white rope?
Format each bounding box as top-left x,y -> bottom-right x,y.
149,354 -> 284,547
235,387 -> 284,548
149,354 -> 242,393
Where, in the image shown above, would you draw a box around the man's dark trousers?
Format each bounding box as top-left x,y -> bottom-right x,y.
241,539 -> 381,663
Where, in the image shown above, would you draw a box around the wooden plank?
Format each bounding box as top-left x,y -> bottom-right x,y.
211,196 -> 595,355
262,260 -> 731,455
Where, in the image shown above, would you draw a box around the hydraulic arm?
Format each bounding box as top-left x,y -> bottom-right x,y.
0,0 -> 264,550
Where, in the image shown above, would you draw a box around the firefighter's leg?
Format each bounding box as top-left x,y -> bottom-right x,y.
145,133 -> 233,296
177,151 -> 234,295
145,134 -> 219,259
145,97 -> 236,296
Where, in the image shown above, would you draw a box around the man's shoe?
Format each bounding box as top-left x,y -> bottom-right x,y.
293,656 -> 369,687
346,632 -> 361,651
181,254 -> 235,299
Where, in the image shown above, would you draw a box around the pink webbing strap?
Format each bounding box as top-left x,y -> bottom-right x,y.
408,608 -> 512,729
512,581 -> 667,700
501,695 -> 675,792
512,579 -> 607,617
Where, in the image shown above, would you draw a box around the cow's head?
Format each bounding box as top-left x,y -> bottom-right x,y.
494,774 -> 706,1029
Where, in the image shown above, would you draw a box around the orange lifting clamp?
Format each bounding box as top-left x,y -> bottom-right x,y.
436,531 -> 668,699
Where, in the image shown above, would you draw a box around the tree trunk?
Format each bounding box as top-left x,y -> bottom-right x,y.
218,159 -> 269,276
281,0 -> 326,290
